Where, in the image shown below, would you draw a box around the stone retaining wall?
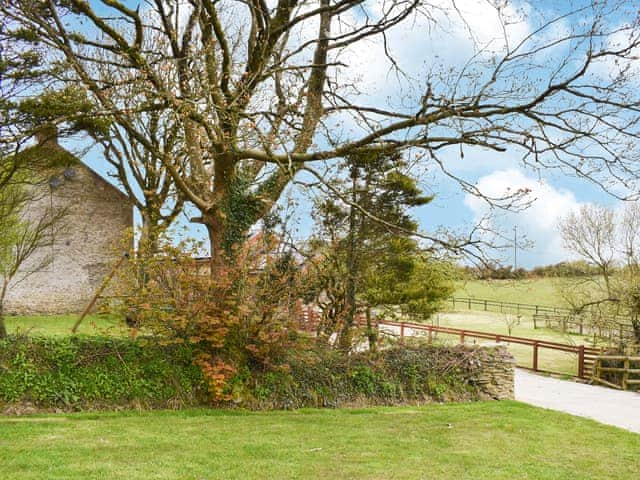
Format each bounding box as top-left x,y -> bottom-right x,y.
467,345 -> 516,400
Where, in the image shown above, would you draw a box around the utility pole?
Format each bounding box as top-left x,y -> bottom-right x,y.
513,225 -> 518,271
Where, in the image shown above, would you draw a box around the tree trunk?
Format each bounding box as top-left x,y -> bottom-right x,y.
0,283 -> 7,339
0,314 -> 6,339
366,306 -> 377,352
204,214 -> 230,279
138,211 -> 160,255
340,163 -> 358,351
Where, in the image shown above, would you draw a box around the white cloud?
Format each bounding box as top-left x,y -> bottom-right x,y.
464,168 -> 589,266
335,0 -> 534,99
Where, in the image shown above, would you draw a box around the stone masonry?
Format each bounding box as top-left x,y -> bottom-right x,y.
468,345 -> 516,400
4,136 -> 132,314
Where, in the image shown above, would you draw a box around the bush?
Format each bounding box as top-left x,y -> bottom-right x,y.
0,335 -> 204,410
0,336 -> 512,412
111,236 -> 302,402
238,343 -> 510,409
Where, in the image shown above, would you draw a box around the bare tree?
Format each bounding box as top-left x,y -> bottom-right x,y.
3,1 -> 640,275
98,120 -> 185,253
559,204 -> 616,294
0,179 -> 64,338
558,203 -> 640,342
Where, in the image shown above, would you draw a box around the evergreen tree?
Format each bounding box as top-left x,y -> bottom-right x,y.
307,150 -> 455,349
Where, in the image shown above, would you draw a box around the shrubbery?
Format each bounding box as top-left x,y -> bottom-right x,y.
241,342 -> 505,409
0,335 -> 203,410
0,335 -> 509,412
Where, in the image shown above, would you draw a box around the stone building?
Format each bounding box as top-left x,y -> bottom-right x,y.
4,132 -> 132,314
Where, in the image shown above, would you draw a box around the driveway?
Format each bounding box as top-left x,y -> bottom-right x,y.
514,368 -> 640,433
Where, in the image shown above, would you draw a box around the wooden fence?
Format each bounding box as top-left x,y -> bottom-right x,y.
449,296 -> 635,344
592,355 -> 640,390
533,313 -> 636,344
296,308 -> 602,379
374,319 -> 603,379
448,296 -> 569,316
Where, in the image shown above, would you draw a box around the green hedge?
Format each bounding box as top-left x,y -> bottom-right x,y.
0,336 -> 204,411
239,343 -> 503,409
0,336 -> 508,412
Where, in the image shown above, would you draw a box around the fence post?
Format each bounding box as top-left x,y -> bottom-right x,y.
400,323 -> 405,344
517,304 -> 520,315
623,357 -> 630,390
535,305 -> 539,315
484,300 -> 487,311
578,345 -> 585,379
428,325 -> 433,343
468,298 -> 471,309
460,330 -> 465,344
533,342 -> 539,372
452,298 -> 456,309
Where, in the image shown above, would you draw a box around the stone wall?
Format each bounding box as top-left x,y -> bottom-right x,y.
5,149 -> 132,315
466,345 -> 516,400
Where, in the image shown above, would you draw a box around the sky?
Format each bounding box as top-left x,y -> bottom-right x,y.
66,0 -> 637,268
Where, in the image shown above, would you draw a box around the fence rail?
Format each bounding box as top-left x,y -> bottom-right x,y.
448,296 -> 635,344
372,319 -> 602,379
448,296 -> 570,316
297,308 -> 602,379
592,356 -> 640,390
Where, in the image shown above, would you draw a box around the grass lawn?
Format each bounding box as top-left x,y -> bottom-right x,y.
453,278 -> 564,307
5,313 -> 125,337
0,402 -> 637,480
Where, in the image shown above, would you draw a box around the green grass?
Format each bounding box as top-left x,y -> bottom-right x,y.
454,278 -> 564,306
0,402 -> 637,479
5,313 -> 125,337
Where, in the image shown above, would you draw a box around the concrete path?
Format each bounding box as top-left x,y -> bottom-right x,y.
514,369 -> 640,433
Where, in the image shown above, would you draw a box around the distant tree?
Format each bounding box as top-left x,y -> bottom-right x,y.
531,261 -> 602,278
558,204 -> 640,343
560,205 -> 617,294
502,313 -> 521,336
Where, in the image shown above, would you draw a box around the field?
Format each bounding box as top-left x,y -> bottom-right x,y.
5,313 -> 125,337
423,312 -> 595,376
1,402 -> 638,480
453,278 -> 564,306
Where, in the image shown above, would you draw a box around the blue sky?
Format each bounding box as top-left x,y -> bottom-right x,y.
65,0 -> 638,268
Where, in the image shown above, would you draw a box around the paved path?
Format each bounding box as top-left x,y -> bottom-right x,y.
514,369 -> 640,433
